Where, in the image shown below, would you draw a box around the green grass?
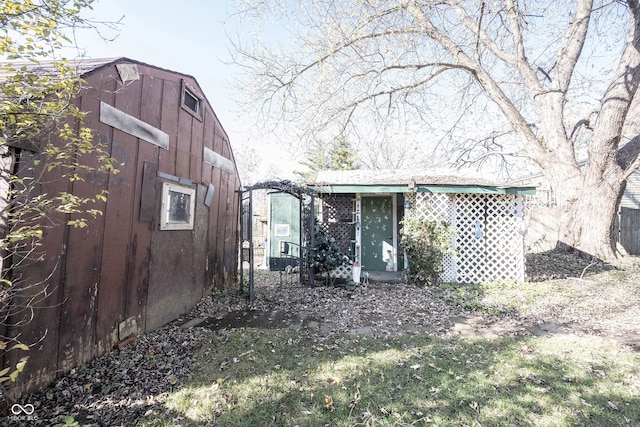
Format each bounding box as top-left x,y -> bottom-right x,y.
139,328 -> 640,426
434,273 -> 640,320
434,282 -> 491,312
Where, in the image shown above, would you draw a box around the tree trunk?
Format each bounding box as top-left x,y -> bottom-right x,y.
556,169 -> 625,260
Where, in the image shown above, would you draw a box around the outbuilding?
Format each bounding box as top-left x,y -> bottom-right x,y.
311,170 -> 535,283
2,58 -> 241,395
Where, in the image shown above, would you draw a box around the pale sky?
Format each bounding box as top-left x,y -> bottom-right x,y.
71,0 -> 299,183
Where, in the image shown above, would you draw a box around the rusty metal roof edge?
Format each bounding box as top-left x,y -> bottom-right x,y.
0,56 -> 197,77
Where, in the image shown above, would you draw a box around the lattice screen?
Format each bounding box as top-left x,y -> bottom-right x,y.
329,264 -> 352,279
409,192 -> 525,283
321,195 -> 355,256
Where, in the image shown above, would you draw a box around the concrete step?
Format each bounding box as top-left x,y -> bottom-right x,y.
360,270 -> 406,284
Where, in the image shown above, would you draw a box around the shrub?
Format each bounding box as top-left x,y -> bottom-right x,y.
401,216 -> 454,286
311,221 -> 348,278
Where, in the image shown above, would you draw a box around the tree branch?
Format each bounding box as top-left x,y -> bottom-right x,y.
404,0 -> 546,163
553,0 -> 593,95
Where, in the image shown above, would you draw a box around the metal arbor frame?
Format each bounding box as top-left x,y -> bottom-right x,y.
239,180 -> 316,301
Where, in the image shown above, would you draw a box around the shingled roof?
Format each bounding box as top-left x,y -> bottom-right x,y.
311,169 -> 536,195
0,57 -> 117,79
313,169 -> 500,186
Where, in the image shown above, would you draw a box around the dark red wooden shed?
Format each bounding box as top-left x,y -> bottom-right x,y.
4,57 -> 241,395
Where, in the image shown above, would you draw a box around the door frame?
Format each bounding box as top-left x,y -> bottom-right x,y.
356,194 -> 398,271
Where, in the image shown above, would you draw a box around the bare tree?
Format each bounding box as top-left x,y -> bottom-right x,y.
230,0 -> 640,260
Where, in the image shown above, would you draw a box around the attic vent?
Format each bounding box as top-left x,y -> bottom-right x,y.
116,63 -> 139,82
181,81 -> 203,119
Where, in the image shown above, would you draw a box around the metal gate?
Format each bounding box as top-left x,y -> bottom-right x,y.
239,181 -> 316,301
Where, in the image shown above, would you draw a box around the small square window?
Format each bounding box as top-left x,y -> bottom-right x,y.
160,182 -> 196,230
183,88 -> 200,114
181,81 -> 203,119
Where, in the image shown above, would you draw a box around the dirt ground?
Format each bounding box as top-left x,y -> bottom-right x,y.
191,252 -> 640,351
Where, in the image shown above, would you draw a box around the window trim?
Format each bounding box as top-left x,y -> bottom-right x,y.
180,80 -> 204,120
160,181 -> 196,230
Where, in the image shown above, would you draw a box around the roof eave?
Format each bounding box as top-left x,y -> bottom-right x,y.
310,184 -> 537,195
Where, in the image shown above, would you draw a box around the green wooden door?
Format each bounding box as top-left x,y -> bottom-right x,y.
361,196 -> 394,271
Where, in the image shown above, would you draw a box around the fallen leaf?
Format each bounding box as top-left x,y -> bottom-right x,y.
361,411 -> 373,421
324,395 -> 334,411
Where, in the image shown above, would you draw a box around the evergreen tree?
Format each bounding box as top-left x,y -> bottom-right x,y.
297,136 -> 359,181
328,136 -> 358,171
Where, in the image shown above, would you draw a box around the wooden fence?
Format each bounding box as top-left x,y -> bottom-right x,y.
620,207 -> 640,255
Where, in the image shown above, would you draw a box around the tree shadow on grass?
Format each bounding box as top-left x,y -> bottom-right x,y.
157,330 -> 640,427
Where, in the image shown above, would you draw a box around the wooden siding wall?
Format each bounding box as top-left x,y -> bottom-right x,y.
7,60 -> 241,396
622,169 -> 640,210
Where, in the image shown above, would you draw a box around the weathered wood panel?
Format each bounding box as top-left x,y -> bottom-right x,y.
175,110 -> 192,179
192,183 -> 209,301
146,189 -> 198,331
139,162 -> 157,222
620,207 -> 640,255
90,75 -> 132,353
190,112 -> 204,183
223,170 -> 240,281
98,72 -> 144,345
158,79 -> 180,175
213,127 -> 228,288
129,74 -> 162,332
212,167 -> 226,288
57,91 -> 109,372
7,150 -> 68,392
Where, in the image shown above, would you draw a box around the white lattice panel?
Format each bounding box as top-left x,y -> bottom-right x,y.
329,264 -> 352,279
412,192 -> 452,222
410,192 -> 525,283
